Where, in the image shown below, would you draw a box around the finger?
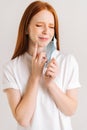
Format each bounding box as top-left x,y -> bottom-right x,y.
46,70 -> 55,78
47,62 -> 56,69
47,66 -> 55,73
48,58 -> 56,65
41,57 -> 47,67
38,52 -> 47,64
51,58 -> 57,64
47,59 -> 57,68
32,43 -> 38,59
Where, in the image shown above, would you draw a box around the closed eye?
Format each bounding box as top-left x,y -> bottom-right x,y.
36,24 -> 43,27
49,26 -> 54,29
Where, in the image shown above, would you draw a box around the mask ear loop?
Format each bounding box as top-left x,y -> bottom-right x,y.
52,36 -> 57,49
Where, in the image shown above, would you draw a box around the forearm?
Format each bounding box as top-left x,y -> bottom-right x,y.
47,82 -> 78,116
15,76 -> 39,127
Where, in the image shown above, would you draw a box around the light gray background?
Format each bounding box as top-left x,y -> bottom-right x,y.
0,0 -> 87,130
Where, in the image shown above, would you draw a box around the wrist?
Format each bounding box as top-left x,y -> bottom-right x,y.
30,75 -> 40,83
47,81 -> 56,91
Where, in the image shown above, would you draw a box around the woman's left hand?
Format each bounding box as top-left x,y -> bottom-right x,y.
43,58 -> 58,88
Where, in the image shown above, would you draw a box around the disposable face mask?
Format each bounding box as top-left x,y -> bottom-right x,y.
44,37 -> 57,67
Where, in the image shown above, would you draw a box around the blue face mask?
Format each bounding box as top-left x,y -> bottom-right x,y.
44,37 -> 57,67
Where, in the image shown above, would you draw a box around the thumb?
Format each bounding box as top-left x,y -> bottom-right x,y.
51,58 -> 56,64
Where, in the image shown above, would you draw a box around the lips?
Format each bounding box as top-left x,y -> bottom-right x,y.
39,37 -> 49,42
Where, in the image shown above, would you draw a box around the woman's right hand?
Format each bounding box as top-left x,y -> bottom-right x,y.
31,44 -> 47,81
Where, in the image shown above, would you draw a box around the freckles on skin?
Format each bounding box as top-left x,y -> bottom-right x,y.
28,10 -> 55,45
28,26 -> 38,43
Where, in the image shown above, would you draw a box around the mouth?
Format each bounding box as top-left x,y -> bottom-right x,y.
39,37 -> 49,41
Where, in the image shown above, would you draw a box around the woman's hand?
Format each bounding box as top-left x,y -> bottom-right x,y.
31,44 -> 47,81
43,58 -> 58,88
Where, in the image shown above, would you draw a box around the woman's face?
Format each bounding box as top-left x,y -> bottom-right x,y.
28,9 -> 55,48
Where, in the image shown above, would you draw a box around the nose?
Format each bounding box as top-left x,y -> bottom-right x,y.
42,25 -> 48,34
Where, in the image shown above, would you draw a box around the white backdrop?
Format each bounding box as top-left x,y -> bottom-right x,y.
0,0 -> 87,130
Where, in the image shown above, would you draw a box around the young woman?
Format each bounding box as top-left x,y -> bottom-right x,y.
3,1 -> 81,130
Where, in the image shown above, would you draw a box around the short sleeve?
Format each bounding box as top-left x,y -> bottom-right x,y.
2,62 -> 19,91
67,55 -> 81,90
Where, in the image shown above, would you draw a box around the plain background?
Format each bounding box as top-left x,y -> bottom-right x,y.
0,0 -> 87,130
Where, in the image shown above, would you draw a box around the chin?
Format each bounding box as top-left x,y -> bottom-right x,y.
37,46 -> 46,53
38,41 -> 49,47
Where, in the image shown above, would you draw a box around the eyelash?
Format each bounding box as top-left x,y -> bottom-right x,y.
36,25 -> 54,29
49,27 -> 54,29
36,25 -> 42,27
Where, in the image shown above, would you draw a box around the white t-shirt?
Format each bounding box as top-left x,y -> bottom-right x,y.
2,50 -> 81,130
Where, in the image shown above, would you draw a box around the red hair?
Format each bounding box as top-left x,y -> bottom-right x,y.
12,1 -> 60,59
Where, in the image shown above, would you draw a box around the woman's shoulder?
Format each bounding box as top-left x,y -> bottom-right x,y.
3,52 -> 32,72
3,53 -> 26,70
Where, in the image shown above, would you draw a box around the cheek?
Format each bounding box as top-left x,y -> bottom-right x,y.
29,28 -> 38,41
29,27 -> 36,35
49,30 -> 54,40
51,30 -> 55,37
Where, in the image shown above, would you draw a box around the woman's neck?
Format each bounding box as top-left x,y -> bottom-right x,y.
27,41 -> 45,56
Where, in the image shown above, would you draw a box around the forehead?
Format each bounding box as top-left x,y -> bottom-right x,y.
31,10 -> 54,24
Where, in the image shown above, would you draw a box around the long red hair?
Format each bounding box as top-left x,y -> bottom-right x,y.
12,1 -> 60,59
